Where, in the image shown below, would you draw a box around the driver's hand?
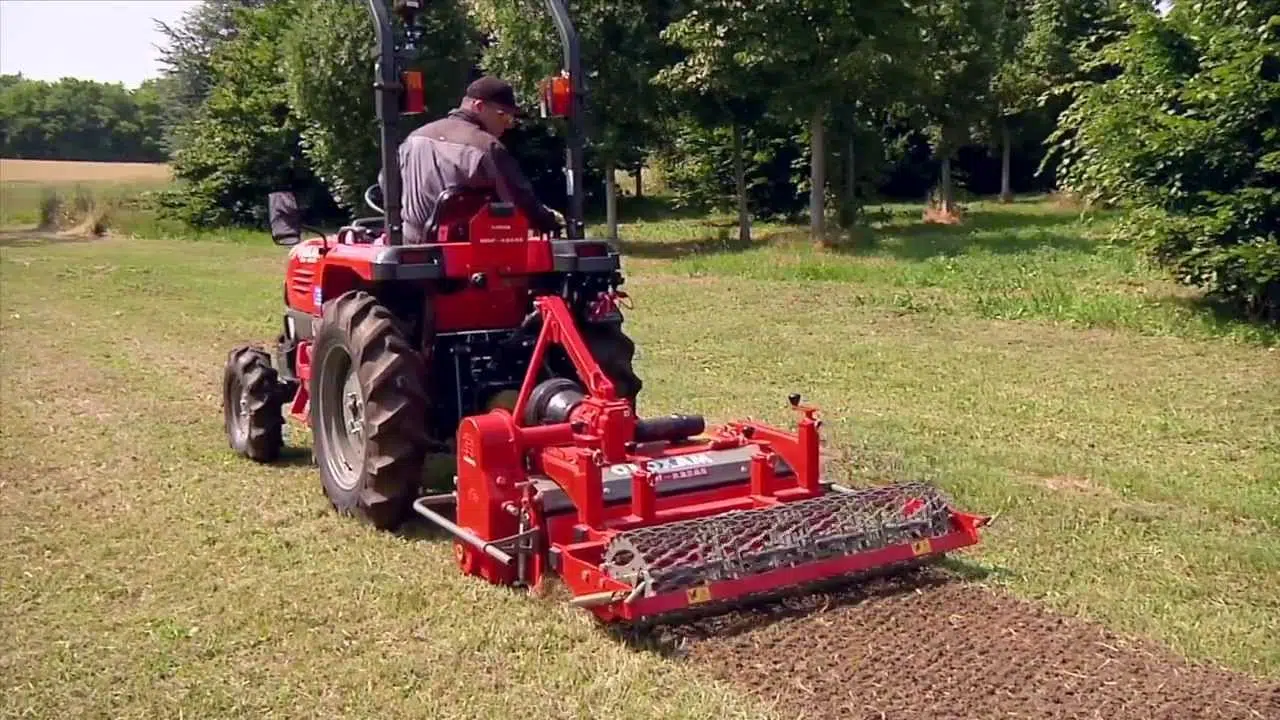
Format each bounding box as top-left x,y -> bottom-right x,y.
545,206 -> 565,229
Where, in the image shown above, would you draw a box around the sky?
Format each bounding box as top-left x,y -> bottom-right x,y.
0,0 -> 200,88
0,0 -> 1178,89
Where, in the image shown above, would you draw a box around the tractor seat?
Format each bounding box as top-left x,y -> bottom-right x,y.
421,186 -> 498,243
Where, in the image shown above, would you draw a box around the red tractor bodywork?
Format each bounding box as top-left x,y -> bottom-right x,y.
275,192 -> 622,429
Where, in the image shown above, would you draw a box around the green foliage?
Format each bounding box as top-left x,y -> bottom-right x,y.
654,0 -> 926,233
281,0 -> 479,212
1049,1 -> 1280,321
157,0 -> 479,227
469,0 -> 675,170
114,0 -> 1279,333
156,0 -> 325,227
994,0 -> 1124,116
654,118 -> 808,219
657,0 -> 917,117
153,1 -> 270,152
910,0 -> 1006,158
0,75 -> 168,162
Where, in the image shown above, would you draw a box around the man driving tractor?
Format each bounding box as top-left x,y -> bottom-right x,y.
395,75 -> 565,242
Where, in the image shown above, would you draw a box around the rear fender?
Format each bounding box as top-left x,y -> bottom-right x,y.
316,265 -> 365,309
314,243 -> 444,303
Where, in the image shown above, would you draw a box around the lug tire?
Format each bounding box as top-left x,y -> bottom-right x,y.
311,290 -> 428,530
581,322 -> 643,407
223,345 -> 285,462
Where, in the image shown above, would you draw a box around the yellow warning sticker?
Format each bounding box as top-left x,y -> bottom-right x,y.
686,585 -> 713,604
912,539 -> 933,556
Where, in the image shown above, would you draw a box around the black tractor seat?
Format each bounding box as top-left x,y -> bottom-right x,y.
420,186 -> 501,243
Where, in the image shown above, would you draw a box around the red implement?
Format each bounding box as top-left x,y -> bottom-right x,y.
413,294 -> 991,624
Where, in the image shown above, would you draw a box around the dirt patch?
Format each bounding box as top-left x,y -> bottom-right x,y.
1037,474 -> 1098,494
0,229 -> 105,248
922,204 -> 966,224
641,568 -> 1279,720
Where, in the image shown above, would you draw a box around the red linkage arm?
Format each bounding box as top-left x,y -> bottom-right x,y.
512,295 -> 617,426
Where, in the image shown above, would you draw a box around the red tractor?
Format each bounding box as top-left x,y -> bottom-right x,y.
222,0 -> 990,625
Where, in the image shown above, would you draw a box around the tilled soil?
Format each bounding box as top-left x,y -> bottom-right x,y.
635,568 -> 1279,720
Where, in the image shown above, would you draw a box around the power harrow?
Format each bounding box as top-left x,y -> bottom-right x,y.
220,0 -> 990,628
417,293 -> 990,624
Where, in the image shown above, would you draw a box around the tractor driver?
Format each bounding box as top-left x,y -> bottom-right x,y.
393,76 -> 565,242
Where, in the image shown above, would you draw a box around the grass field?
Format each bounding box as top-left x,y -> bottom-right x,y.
1,163 -> 1277,717
0,158 -> 172,232
0,158 -> 172,183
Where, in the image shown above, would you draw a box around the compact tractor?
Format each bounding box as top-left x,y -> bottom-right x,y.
221,0 -> 990,624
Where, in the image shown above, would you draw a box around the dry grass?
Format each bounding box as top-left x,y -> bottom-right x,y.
0,158 -> 171,183
1,161 -> 172,235
1,196 -> 1277,717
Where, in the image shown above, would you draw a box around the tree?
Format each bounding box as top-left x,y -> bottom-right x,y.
281,0 -> 480,212
153,0 -> 269,153
985,0 -> 1033,202
989,0 -> 1127,202
656,3 -> 777,243
1048,0 -> 1280,321
156,0 -> 326,227
650,111 -> 810,230
156,0 -> 482,227
909,0 -> 1005,219
658,0 -> 919,244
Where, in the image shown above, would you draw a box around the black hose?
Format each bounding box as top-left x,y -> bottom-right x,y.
634,414 -> 705,443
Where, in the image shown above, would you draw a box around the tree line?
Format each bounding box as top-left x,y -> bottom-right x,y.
150,0 -> 1127,231
0,75 -> 170,163
4,0 -> 1275,321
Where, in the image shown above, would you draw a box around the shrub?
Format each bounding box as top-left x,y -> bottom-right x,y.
1047,3 -> 1280,322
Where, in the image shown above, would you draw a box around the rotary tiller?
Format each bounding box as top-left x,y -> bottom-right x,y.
418,292 -> 991,624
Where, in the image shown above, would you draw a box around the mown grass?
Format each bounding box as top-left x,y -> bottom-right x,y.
1,180 -> 1278,717
0,236 -> 780,719
603,196 -> 1278,347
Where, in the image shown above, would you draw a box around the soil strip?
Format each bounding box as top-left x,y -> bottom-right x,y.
635,568 -> 1279,720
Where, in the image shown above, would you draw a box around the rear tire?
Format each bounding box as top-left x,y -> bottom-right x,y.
582,322 -> 643,407
311,290 -> 429,530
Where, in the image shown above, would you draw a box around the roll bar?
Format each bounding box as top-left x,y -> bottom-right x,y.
366,0 -> 586,246
544,0 -> 585,240
368,0 -> 407,246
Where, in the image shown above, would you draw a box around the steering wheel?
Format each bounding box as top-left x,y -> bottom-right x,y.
364,183 -> 384,214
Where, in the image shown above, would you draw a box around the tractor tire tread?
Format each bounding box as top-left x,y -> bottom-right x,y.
315,290 -> 429,530
582,322 -> 643,405
225,345 -> 285,462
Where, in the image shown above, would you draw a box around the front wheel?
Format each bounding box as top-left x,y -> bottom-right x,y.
310,290 -> 429,530
223,345 -> 285,462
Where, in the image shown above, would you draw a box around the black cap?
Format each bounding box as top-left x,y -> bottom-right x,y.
465,76 -> 523,116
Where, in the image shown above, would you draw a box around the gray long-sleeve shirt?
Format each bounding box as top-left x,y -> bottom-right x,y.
388,108 -> 560,242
